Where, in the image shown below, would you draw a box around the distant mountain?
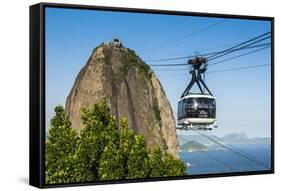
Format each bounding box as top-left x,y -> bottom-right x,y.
221,133 -> 270,144
178,132 -> 270,146
222,132 -> 248,142
249,137 -> 271,144
180,141 -> 208,152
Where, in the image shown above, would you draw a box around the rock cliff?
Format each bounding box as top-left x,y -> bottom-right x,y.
65,41 -> 179,157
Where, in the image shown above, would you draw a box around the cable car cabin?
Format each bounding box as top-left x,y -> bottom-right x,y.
177,94 -> 216,130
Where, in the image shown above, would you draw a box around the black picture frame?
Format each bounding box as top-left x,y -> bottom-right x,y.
29,2 -> 274,188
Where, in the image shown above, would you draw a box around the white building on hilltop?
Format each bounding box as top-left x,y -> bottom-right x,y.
101,38 -> 123,47
111,38 -> 122,47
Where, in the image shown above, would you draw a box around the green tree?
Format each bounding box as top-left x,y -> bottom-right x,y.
45,100 -> 187,184
163,155 -> 186,176
148,148 -> 166,178
118,118 -> 150,179
98,141 -> 125,180
127,135 -> 150,179
148,148 -> 187,178
45,105 -> 79,184
76,99 -> 119,182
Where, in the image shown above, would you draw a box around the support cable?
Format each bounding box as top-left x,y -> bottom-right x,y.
190,127 -> 269,169
207,36 -> 270,62
146,43 -> 270,62
142,20 -> 227,55
204,131 -> 270,169
207,32 -> 271,60
149,43 -> 270,67
202,151 -> 234,172
208,46 -> 270,66
156,64 -> 270,76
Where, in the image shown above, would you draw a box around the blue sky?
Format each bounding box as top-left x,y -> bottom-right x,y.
45,7 -> 271,137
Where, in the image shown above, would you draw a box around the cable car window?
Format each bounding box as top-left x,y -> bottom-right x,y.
183,101 -> 188,113
180,101 -> 183,116
178,97 -> 216,120
185,98 -> 195,110
209,99 -> 216,109
177,102 -> 180,117
197,98 -> 211,109
178,101 -> 183,117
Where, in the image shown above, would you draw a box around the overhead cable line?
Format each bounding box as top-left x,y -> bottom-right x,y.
153,68 -> 187,71
146,43 -> 270,62
202,151 -> 234,172
155,64 -> 270,76
204,131 -> 270,169
142,19 -> 227,55
150,63 -> 187,67
190,127 -> 269,169
154,63 -> 270,72
149,44 -> 270,67
146,52 -> 213,62
207,31 -> 271,61
208,45 -> 270,66
207,64 -> 270,74
153,42 -> 239,58
207,36 -> 271,62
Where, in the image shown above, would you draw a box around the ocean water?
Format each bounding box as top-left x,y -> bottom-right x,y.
179,144 -> 271,175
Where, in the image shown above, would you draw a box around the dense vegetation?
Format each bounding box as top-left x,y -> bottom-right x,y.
45,99 -> 187,184
122,48 -> 152,79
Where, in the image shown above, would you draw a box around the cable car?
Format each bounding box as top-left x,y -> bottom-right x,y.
178,94 -> 216,130
177,57 -> 217,130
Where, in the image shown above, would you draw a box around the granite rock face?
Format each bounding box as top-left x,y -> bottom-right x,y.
65,43 -> 179,157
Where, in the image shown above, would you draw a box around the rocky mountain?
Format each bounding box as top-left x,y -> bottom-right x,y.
65,40 -> 179,157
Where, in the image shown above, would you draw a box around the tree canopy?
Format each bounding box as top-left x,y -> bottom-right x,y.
45,99 -> 187,184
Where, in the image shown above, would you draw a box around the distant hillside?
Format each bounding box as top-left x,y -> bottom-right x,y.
221,133 -> 248,143
222,133 -> 271,144
178,134 -> 212,146
180,141 -> 208,152
178,132 -> 270,146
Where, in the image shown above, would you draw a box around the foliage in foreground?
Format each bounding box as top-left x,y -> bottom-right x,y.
45,99 -> 186,184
